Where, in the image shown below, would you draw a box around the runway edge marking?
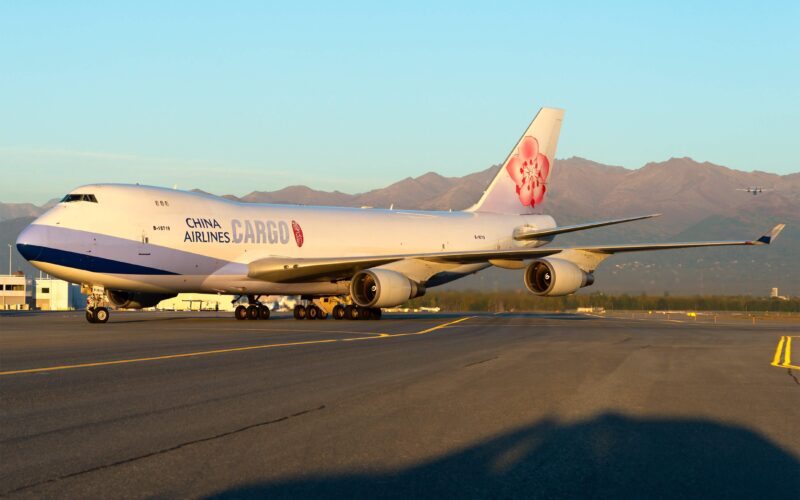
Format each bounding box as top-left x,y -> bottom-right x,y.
771,336 -> 799,370
0,316 -> 475,376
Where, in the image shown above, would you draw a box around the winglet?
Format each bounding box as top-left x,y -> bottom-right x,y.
754,224 -> 786,245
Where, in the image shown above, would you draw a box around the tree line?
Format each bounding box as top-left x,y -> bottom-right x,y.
407,290 -> 800,313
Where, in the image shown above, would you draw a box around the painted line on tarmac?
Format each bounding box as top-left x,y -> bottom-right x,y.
451,323 -> 567,327
0,317 -> 474,376
771,336 -> 799,370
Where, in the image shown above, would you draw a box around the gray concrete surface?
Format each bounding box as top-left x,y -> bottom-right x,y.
1,311 -> 798,498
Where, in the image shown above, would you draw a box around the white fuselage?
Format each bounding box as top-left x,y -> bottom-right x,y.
16,184 -> 557,296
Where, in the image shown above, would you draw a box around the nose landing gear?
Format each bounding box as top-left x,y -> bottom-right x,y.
86,306 -> 109,323
84,284 -> 110,323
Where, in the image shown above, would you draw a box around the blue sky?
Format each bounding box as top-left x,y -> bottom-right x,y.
1,1 -> 798,203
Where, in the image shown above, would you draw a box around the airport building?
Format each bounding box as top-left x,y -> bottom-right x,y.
34,278 -> 87,311
770,287 -> 789,301
155,294 -> 298,312
1,275 -> 88,311
2,276 -> 298,312
0,274 -> 32,310
156,294 -> 240,312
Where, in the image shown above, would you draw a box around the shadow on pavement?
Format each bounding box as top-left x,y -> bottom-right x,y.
381,312 -> 594,321
103,312 -> 598,323
211,413 -> 799,499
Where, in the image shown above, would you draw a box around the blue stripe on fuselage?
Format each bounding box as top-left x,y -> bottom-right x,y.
17,244 -> 179,275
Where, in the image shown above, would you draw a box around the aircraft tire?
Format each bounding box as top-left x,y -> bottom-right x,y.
293,305 -> 306,320
345,305 -> 359,320
333,305 -> 345,320
246,305 -> 260,320
86,308 -> 97,323
94,307 -> 110,323
235,305 -> 248,320
258,305 -> 270,320
358,307 -> 371,320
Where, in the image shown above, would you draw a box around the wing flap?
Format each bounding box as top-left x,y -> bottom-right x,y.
248,256 -> 403,283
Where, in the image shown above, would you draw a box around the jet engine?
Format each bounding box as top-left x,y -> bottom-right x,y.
107,290 -> 177,309
523,258 -> 594,296
350,269 -> 425,308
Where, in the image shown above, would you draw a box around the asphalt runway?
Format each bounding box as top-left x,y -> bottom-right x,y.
1,311 -> 798,498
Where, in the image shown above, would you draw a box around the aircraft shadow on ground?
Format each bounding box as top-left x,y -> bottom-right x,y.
210,413 -> 799,499
0,311 -> 595,322
108,312 -> 596,323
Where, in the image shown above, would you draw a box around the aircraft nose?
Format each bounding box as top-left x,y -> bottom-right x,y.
16,224 -> 46,262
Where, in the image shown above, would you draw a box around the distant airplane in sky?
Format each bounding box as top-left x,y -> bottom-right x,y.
737,187 -> 774,195
15,108 -> 786,323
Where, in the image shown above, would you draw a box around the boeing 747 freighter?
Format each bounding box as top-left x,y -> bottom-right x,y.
16,108 -> 785,322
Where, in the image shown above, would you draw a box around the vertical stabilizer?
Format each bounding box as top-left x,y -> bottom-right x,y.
468,107 -> 564,214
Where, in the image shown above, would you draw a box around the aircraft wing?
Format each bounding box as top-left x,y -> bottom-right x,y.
513,214 -> 660,240
247,256 -> 408,283
247,224 -> 785,282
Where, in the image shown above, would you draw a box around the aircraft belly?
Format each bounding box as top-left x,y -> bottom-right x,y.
32,262 -> 178,294
199,275 -> 349,296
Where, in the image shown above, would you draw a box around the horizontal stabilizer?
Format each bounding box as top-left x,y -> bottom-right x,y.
513,214 -> 660,241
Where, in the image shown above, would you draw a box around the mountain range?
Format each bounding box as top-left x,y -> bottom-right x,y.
2,157 -> 797,295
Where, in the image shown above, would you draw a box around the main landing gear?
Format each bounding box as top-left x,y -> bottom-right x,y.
84,284 -> 110,323
234,295 -> 271,321
293,297 -> 382,321
293,303 -> 328,320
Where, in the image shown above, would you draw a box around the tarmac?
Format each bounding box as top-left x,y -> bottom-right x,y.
1,311 -> 798,498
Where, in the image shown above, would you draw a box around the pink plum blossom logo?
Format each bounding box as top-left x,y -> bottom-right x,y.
506,136 -> 550,207
291,220 -> 304,247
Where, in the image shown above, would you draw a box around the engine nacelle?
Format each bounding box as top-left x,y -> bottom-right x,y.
350,269 -> 425,308
524,258 -> 594,296
107,290 -> 177,309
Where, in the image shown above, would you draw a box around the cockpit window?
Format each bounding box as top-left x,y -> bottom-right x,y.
60,194 -> 98,203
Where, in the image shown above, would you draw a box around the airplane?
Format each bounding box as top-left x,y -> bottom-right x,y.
15,108 -> 786,323
737,187 -> 773,195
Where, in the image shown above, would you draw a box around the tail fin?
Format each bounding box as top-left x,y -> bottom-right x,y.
468,107 -> 564,214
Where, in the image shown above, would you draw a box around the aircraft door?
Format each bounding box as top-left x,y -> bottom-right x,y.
138,230 -> 151,256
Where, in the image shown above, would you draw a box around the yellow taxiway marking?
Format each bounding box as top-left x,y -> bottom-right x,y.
771,336 -> 799,370
0,317 -> 474,376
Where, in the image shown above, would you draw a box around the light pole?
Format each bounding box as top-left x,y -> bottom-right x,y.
7,243 -> 11,276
